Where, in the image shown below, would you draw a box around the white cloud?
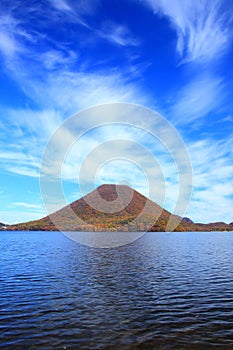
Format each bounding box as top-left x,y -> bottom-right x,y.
17,69 -> 147,115
2,108 -> 62,139
0,29 -> 18,58
170,75 -> 224,124
41,50 -> 78,70
186,137 -> 233,223
0,73 -> 147,179
0,3 -> 144,116
49,0 -> 100,16
98,22 -> 139,47
0,108 -> 63,178
0,14 -> 25,59
0,21 -> 147,179
49,0 -> 74,14
48,0 -> 101,29
4,166 -> 39,178
50,1 -> 140,47
221,115 -> 233,123
11,202 -> 43,210
0,148 -> 40,178
142,0 -> 232,64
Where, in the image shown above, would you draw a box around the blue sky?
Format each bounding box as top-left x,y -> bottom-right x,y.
0,0 -> 233,224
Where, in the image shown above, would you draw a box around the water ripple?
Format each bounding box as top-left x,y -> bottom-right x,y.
0,231 -> 233,349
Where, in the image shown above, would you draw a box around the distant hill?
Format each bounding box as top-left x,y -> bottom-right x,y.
3,184 -> 233,232
182,217 -> 194,224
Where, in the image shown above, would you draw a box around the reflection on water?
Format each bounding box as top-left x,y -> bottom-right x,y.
0,231 -> 233,349
64,231 -> 145,247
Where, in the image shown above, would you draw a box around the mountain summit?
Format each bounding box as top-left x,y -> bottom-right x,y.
45,184 -> 173,232
4,184 -> 233,232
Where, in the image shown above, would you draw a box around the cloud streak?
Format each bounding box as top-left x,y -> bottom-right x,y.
98,22 -> 140,47
142,0 -> 232,64
170,75 -> 224,125
0,14 -> 26,59
0,2 -> 146,184
186,136 -> 233,223
11,202 -> 43,210
0,2 -> 145,111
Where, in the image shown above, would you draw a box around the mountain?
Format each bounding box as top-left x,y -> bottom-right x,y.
182,217 -> 194,224
2,184 -> 233,232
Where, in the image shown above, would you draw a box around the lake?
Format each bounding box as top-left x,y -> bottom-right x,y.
0,231 -> 233,349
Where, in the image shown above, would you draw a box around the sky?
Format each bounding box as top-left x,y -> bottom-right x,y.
0,0 -> 233,225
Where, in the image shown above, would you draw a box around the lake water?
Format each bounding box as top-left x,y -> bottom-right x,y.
1,231 -> 233,349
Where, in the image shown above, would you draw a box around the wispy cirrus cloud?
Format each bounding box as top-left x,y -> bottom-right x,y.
142,0 -> 232,64
11,202 -> 43,210
187,137 -> 233,223
0,14 -> 26,59
0,149 -> 40,178
48,0 -> 94,29
98,22 -> 140,47
41,50 -> 78,71
0,1 -> 145,181
49,0 -> 100,17
49,0 -> 74,14
0,2 -> 143,111
169,75 -> 224,125
0,108 -> 62,178
48,0 -> 138,47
